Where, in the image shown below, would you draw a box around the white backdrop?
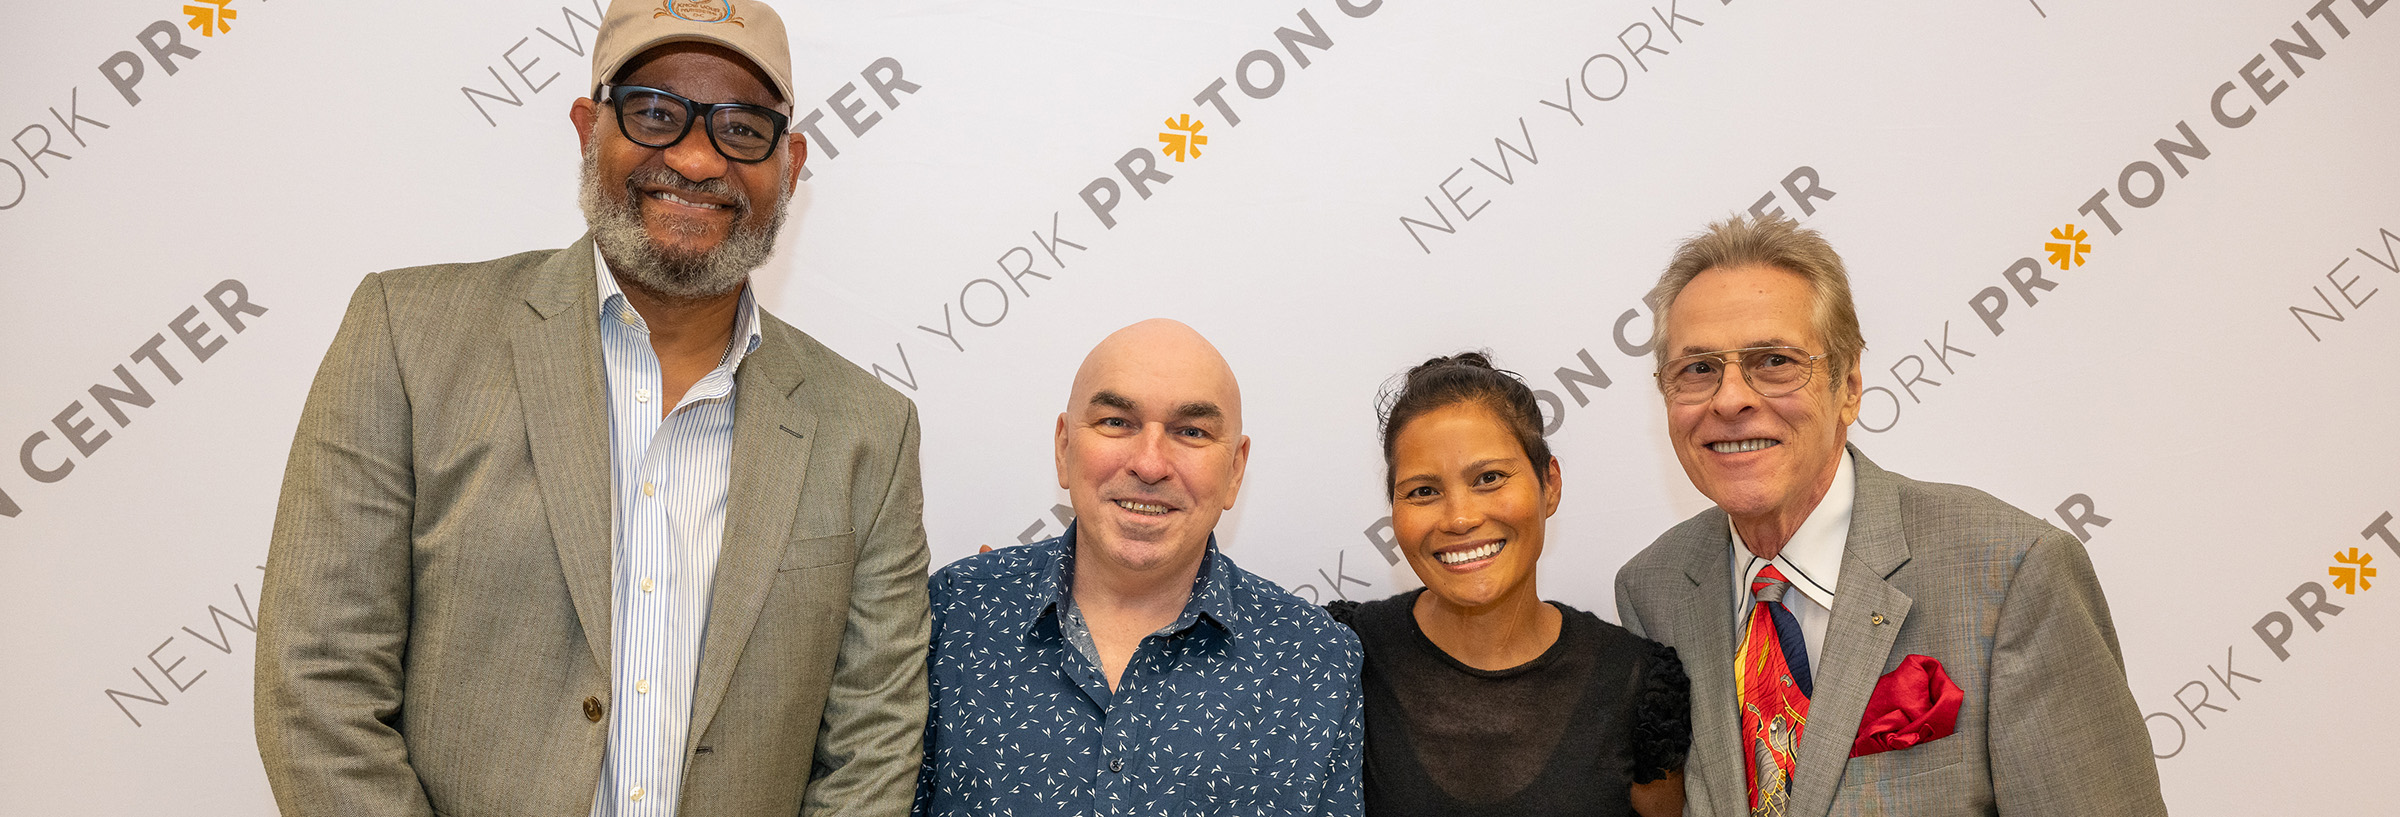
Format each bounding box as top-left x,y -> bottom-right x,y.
3,0 -> 2396,813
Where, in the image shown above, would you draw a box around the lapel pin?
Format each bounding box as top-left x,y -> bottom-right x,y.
1870,612 -> 1887,626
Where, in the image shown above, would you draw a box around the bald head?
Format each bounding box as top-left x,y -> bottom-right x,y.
1055,319 -> 1251,576
1066,318 -> 1243,434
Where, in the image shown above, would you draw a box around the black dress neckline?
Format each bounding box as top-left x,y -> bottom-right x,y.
1329,590 -> 1690,817
1395,586 -> 1579,679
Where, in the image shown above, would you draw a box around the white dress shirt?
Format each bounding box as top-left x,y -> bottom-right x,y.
1729,449 -> 1856,676
590,247 -> 762,817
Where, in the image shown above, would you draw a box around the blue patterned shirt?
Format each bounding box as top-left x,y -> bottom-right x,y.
914,525 -> 1365,816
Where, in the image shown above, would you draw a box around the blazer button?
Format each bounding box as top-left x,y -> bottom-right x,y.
584,696 -> 605,722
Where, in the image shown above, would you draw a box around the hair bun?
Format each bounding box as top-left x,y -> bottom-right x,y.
1410,351 -> 1494,379
1378,349 -> 1551,493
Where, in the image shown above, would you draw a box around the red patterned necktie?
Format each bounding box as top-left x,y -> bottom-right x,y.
1739,564 -> 1811,817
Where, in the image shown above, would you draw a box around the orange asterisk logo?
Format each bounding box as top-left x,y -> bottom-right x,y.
1159,114 -> 1207,162
2332,548 -> 2375,595
2044,223 -> 2091,271
184,0 -> 236,37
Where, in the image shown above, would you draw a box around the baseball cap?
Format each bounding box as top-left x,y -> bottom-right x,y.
591,0 -> 794,104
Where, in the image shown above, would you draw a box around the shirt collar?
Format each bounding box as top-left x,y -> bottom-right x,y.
1732,448 -> 1854,612
593,243 -> 764,368
1030,522 -> 1236,639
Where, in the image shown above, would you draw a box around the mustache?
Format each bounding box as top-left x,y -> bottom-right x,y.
621,165 -> 749,218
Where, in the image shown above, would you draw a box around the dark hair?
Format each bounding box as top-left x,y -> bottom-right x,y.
1377,351 -> 1552,494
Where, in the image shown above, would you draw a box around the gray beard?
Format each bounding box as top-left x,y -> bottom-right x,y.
578,142 -> 789,301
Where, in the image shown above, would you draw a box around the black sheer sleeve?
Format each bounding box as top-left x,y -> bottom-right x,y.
1325,600 -> 1362,629
1628,639 -> 1691,784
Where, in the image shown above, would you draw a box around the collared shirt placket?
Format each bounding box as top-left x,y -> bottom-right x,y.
600,295 -> 671,817
1086,625 -> 1200,817
1054,582 -> 1219,817
919,529 -> 1359,817
591,253 -> 757,817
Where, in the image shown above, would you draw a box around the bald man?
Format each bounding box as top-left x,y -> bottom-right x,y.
912,319 -> 1364,816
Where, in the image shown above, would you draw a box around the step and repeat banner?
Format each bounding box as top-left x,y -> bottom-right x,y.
3,0 -> 2395,813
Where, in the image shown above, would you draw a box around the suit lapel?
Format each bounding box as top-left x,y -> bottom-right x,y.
683,323 -> 817,755
1789,446 -> 1915,816
1672,511 -> 1750,817
510,237 -> 617,677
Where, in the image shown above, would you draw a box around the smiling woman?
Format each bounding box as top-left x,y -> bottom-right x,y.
1328,352 -> 1690,817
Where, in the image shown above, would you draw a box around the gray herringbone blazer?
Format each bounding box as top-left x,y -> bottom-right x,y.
256,237 -> 929,817
1615,445 -> 2166,817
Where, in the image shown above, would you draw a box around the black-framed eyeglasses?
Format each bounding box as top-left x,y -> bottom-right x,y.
598,84 -> 790,164
1654,345 -> 1826,404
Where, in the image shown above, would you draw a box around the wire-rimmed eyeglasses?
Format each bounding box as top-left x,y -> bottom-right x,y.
1653,346 -> 1826,405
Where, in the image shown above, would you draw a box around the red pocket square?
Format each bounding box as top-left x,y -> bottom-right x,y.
1849,654 -> 1964,759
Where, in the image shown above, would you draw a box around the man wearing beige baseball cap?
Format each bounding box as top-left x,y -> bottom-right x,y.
255,2 -> 931,815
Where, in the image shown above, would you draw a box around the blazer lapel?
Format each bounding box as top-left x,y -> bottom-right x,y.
683,324 -> 817,755
510,237 -> 617,677
1671,511 -> 1750,817
1788,446 -> 1915,816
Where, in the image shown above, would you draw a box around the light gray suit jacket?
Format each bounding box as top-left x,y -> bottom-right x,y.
1615,445 -> 2165,817
256,237 -> 930,817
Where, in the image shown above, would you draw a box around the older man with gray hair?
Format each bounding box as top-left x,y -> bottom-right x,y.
1614,214 -> 2166,816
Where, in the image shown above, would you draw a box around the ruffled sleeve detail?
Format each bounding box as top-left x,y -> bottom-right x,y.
1324,600 -> 1362,630
1629,638 -> 1691,784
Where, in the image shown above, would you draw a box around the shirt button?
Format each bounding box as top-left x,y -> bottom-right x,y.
619,310 -> 637,326
636,679 -> 650,694
636,387 -> 650,403
629,785 -> 643,801
1108,757 -> 1123,773
641,577 -> 655,593
642,481 -> 656,497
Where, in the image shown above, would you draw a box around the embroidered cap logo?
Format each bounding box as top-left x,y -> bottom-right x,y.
657,0 -> 746,26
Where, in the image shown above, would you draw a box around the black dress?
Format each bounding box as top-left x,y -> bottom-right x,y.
1328,589 -> 1689,817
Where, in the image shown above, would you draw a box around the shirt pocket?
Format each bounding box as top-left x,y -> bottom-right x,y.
1175,770 -> 1304,816
778,528 -> 855,571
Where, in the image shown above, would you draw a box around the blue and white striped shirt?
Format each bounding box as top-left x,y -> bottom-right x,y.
590,248 -> 762,817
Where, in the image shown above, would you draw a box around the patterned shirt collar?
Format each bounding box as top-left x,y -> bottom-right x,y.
1030,522 -> 1236,640
592,243 -> 764,369
918,520 -> 1366,815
